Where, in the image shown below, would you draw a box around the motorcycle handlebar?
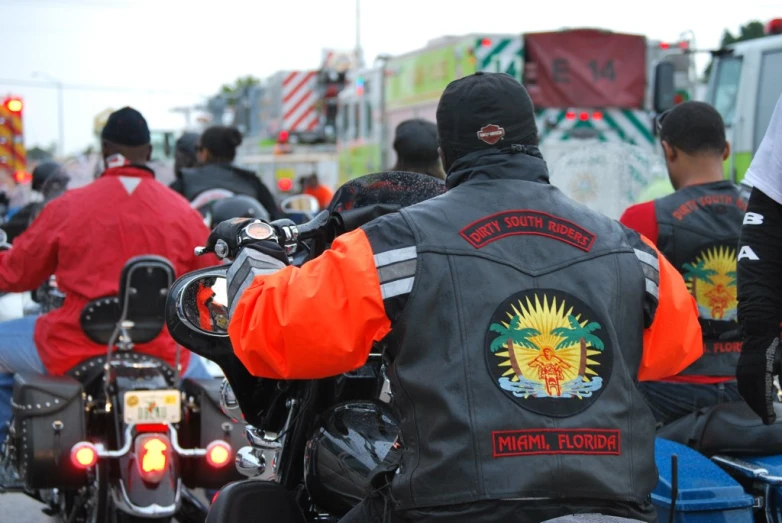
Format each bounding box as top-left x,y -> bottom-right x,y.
194,210 -> 331,259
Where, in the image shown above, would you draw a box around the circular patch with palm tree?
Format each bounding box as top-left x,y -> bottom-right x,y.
485,290 -> 613,417
681,242 -> 738,321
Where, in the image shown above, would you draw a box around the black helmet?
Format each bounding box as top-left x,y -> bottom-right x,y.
32,161 -> 65,193
209,195 -> 270,227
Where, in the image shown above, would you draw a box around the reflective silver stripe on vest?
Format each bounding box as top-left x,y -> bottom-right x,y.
634,248 -> 659,300
374,246 -> 417,299
645,278 -> 659,299
633,248 -> 658,270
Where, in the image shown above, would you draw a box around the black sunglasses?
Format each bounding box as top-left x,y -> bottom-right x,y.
655,108 -> 673,136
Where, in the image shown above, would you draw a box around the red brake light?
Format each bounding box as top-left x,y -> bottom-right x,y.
592,111 -> 603,120
4,98 -> 23,113
277,178 -> 293,192
767,19 -> 782,35
71,442 -> 98,469
278,130 -> 289,144
565,111 -> 576,120
659,42 -> 670,50
14,171 -> 32,184
136,434 -> 170,483
206,440 -> 232,468
678,41 -> 689,50
481,38 -> 492,47
579,112 -> 589,121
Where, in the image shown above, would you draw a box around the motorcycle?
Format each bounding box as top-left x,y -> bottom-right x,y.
0,253 -> 247,522
164,173 -> 445,522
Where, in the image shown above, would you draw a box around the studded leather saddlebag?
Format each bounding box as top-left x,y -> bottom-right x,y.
12,372 -> 88,489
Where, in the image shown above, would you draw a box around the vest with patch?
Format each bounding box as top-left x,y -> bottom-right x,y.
374,150 -> 659,510
654,181 -> 746,376
180,164 -> 259,203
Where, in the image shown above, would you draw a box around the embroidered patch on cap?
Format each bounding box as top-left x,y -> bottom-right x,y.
492,428 -> 621,457
477,124 -> 505,145
485,289 -> 613,417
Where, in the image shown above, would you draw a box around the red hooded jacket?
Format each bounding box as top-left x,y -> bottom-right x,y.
0,165 -> 217,375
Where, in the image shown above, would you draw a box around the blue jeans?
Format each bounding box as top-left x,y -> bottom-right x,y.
0,316 -> 213,441
638,380 -> 741,427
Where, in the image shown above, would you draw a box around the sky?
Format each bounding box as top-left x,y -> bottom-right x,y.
1,0 -> 780,156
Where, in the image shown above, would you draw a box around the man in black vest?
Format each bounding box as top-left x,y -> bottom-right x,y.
620,101 -> 746,426
214,72 -> 703,522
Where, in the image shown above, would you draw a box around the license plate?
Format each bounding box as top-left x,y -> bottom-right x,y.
123,390 -> 181,425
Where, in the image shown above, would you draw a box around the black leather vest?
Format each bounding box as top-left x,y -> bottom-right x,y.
654,181 -> 746,376
180,164 -> 259,203
381,150 -> 659,510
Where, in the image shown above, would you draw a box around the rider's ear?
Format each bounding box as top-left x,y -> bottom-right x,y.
722,141 -> 731,162
661,140 -> 676,162
145,144 -> 152,162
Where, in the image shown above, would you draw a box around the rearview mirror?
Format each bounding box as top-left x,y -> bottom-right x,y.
653,61 -> 676,114
177,272 -> 230,337
0,229 -> 9,250
281,194 -> 319,214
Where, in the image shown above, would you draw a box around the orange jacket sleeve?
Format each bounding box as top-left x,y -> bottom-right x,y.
637,235 -> 703,381
227,228 -> 392,379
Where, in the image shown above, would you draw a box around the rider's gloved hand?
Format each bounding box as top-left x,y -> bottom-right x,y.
206,218 -> 254,256
226,241 -> 289,316
737,329 -> 782,425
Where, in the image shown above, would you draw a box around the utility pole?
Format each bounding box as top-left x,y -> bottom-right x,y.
355,0 -> 364,69
32,72 -> 64,158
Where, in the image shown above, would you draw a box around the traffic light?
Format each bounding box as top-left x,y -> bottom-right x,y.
3,97 -> 23,114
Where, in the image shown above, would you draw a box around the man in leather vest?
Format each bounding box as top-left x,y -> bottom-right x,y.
214,73 -> 702,522
620,101 -> 746,426
173,126 -> 282,219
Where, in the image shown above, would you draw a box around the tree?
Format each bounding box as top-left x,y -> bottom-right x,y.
704,21 -> 766,80
552,315 -> 605,377
683,260 -> 717,298
727,270 -> 737,287
219,75 -> 261,108
489,316 -> 540,353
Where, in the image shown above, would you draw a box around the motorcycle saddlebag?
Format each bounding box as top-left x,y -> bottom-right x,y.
11,372 -> 87,489
180,378 -> 245,489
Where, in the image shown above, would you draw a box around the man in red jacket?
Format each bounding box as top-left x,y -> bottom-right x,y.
0,107 -> 217,440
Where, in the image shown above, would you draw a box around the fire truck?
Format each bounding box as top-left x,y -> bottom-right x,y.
235,50 -> 352,200
337,29 -> 694,218
0,96 -> 29,192
705,18 -> 782,185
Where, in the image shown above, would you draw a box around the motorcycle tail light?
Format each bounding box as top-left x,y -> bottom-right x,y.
205,440 -> 232,468
71,442 -> 98,469
135,433 -> 170,483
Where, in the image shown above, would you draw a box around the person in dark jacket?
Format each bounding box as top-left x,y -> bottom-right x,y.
171,132 -> 199,186
1,161 -> 70,242
208,72 -> 702,522
392,119 -> 446,180
620,101 -> 745,426
173,126 -> 282,219
736,93 -> 782,425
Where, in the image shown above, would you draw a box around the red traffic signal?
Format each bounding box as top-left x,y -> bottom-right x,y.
3,97 -> 23,114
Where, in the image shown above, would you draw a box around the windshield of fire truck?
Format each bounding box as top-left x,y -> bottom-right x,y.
707,56 -> 742,126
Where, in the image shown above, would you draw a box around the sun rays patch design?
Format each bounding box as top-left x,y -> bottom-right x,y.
485,290 -> 613,417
